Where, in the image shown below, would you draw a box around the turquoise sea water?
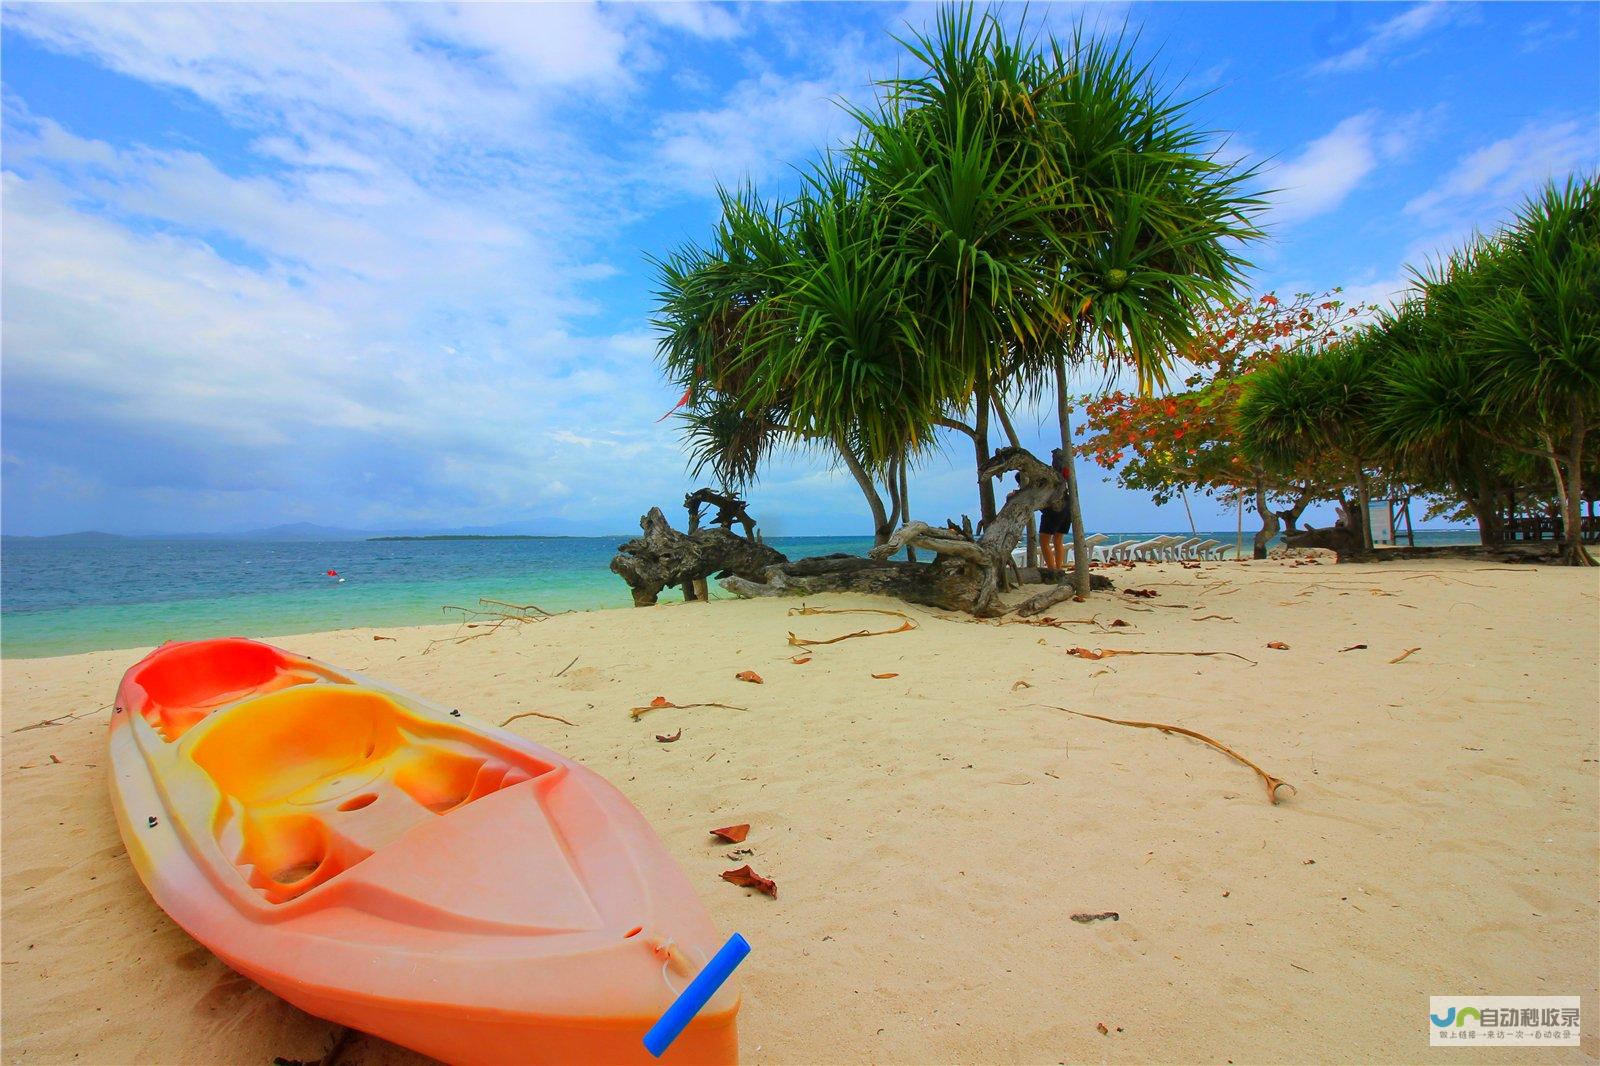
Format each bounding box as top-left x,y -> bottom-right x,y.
0,529 -> 1480,659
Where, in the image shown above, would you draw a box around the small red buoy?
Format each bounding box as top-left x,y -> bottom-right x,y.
326,569 -> 338,577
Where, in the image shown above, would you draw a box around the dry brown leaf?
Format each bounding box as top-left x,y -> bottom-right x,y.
650,695 -> 671,707
871,672 -> 899,679
372,635 -> 396,641
1389,646 -> 1421,664
1011,679 -> 1032,691
655,729 -> 682,743
1096,1023 -> 1109,1036
1338,643 -> 1368,653
1070,911 -> 1120,923
735,670 -> 764,684
1266,641 -> 1290,651
1109,618 -> 1131,628
1123,588 -> 1159,599
710,824 -> 750,844
1067,647 -> 1108,660
721,864 -> 776,897
1043,705 -> 1294,804
790,656 -> 812,664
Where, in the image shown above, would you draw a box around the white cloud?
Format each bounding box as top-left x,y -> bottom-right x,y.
648,38 -> 880,195
1267,113 -> 1384,225
1313,2 -> 1459,74
1404,117 -> 1598,224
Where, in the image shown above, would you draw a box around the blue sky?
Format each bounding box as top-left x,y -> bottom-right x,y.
3,1 -> 1596,537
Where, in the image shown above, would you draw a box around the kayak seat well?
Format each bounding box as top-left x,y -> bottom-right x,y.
122,638 -> 350,742
190,685 -> 555,904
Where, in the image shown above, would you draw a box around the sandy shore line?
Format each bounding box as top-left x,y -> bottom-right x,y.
3,558 -> 1597,1064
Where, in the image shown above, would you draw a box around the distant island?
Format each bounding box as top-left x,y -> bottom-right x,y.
368,534 -> 551,542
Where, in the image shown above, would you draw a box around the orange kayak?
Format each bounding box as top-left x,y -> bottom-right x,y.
109,638 -> 739,1065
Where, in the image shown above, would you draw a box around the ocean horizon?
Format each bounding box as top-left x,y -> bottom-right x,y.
1,529 -> 1483,659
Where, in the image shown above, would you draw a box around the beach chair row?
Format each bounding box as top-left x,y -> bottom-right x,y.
1012,534 -> 1232,567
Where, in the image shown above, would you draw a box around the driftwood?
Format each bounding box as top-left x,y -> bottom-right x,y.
611,507 -> 787,607
722,447 -> 1111,616
685,488 -> 758,540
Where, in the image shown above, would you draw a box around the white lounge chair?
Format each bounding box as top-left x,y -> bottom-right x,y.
1168,536 -> 1204,560
1191,538 -> 1224,560
1108,534 -> 1176,562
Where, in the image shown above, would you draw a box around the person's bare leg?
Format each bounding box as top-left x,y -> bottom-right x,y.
1048,533 -> 1065,572
1040,532 -> 1055,570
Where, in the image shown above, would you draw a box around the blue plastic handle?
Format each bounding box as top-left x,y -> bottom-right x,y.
643,933 -> 750,1058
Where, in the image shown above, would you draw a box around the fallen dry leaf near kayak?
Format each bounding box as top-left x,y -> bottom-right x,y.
1389,647 -> 1422,664
654,729 -> 681,743
735,670 -> 764,684
721,865 -> 776,898
871,672 -> 899,679
710,824 -> 749,844
1266,641 -> 1290,651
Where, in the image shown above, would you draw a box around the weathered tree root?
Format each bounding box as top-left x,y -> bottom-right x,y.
724,446 -> 1111,616
1042,705 -> 1295,804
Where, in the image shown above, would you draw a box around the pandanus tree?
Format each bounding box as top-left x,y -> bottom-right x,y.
1237,176 -> 1599,564
653,4 -> 1263,575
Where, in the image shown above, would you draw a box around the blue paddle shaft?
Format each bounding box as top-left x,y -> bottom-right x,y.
643,933 -> 750,1058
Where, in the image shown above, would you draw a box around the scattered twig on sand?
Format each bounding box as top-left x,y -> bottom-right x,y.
499,709 -> 577,728
1039,705 -> 1295,804
1191,613 -> 1236,622
1064,647 -> 1258,666
1070,911 -> 1120,923
1388,647 -> 1422,664
11,706 -> 110,733
553,654 -> 579,678
1339,643 -> 1368,653
371,635 -> 396,641
786,605 -> 917,647
424,599 -> 566,655
630,696 -> 748,721
999,615 -> 1133,633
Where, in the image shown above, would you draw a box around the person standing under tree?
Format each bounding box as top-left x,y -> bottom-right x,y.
1037,461 -> 1073,574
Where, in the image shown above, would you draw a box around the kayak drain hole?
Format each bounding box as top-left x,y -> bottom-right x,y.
338,793 -> 378,812
624,926 -> 643,939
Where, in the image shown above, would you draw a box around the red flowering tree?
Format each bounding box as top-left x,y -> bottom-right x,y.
1080,290 -> 1372,557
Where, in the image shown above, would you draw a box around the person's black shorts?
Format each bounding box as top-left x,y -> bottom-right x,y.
1039,507 -> 1071,535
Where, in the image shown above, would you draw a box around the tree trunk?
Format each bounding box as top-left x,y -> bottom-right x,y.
835,433 -> 891,546
1252,480 -> 1280,559
1354,467 -> 1374,553
973,374 -> 996,527
898,458 -> 917,563
1559,408 -> 1594,565
1055,354 -> 1091,597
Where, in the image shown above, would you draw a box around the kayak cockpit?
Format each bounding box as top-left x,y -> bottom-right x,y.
119,638 -> 350,742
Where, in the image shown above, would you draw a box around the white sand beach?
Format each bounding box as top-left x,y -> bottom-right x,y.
3,559 -> 1597,1064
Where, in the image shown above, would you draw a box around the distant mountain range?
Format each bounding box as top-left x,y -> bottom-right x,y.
4,519 -> 625,541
